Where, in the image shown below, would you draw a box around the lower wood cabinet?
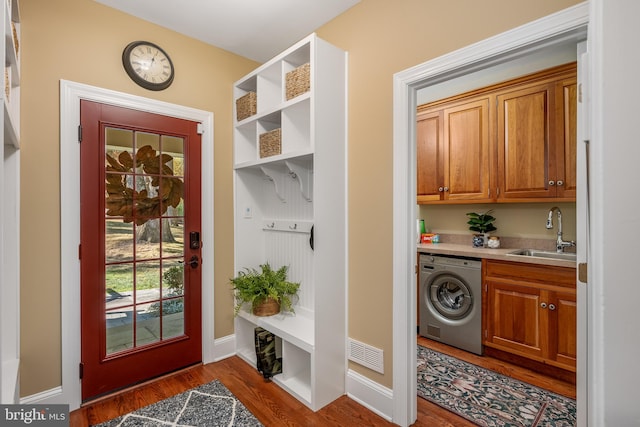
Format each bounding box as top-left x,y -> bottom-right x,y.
483,259 -> 576,372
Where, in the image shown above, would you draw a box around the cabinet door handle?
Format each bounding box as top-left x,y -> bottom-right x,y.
557,180 -> 564,186
438,186 -> 444,192
548,180 -> 555,186
548,303 -> 556,311
443,186 -> 449,192
540,302 -> 547,309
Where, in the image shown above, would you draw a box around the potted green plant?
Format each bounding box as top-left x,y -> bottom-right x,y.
230,263 -> 300,317
466,210 -> 497,247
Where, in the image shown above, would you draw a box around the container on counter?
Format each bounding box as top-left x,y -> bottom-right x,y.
421,233 -> 440,244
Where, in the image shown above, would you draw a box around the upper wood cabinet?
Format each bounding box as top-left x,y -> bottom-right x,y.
417,96 -> 491,203
417,63 -> 577,204
496,68 -> 577,201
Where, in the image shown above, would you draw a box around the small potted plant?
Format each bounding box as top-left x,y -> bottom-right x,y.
230,263 -> 300,317
466,210 -> 497,248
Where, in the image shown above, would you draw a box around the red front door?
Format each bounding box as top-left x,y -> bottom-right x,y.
79,100 -> 202,400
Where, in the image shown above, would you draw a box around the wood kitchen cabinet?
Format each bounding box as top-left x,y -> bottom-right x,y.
417,62 -> 576,204
416,96 -> 491,203
483,259 -> 576,372
496,66 -> 577,201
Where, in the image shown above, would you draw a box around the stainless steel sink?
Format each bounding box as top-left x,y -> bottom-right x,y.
507,249 -> 577,261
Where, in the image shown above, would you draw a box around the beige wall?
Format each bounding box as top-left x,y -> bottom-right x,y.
20,0 -> 257,396
315,0 -> 580,386
19,0 -> 580,397
421,203 -> 577,241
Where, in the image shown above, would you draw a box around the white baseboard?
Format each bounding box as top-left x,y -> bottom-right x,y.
20,386 -> 63,405
213,334 -> 236,362
2,359 -> 20,403
18,336 -> 237,407
346,369 -> 393,422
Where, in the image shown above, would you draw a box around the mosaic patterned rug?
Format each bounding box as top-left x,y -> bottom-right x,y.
92,380 -> 263,426
417,345 -> 576,426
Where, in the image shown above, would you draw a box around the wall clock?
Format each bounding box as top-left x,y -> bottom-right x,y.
122,41 -> 175,91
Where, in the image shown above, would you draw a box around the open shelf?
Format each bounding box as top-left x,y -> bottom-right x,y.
2,0 -> 18,147
233,33 -> 346,412
4,98 -> 18,147
234,95 -> 311,166
274,341 -> 312,403
0,0 -> 20,404
237,309 -> 314,353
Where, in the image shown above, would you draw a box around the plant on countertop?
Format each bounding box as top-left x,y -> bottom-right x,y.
230,263 -> 300,316
466,210 -> 497,234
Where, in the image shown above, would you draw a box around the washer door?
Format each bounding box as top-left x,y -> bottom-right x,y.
427,273 -> 473,320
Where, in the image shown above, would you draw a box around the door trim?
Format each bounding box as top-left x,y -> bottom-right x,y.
391,4 -> 588,426
59,80 -> 214,410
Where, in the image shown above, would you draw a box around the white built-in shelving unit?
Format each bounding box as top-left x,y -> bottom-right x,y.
233,33 -> 347,411
0,0 -> 20,404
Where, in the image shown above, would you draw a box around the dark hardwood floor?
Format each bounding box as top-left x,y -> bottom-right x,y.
70,337 -> 576,426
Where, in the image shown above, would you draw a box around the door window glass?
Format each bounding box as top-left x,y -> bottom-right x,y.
104,127 -> 185,355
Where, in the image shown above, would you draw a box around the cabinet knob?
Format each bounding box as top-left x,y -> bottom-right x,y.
438,187 -> 444,192
548,303 -> 556,311
540,302 -> 547,309
548,180 -> 555,186
557,180 -> 564,186
443,186 -> 449,192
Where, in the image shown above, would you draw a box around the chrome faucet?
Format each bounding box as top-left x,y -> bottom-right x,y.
546,206 -> 576,253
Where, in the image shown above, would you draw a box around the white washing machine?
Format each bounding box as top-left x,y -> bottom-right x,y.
419,253 -> 483,355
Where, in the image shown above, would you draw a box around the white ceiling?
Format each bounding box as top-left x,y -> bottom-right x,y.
94,0 -> 360,63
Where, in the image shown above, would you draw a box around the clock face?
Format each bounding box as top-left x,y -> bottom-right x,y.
122,41 -> 174,91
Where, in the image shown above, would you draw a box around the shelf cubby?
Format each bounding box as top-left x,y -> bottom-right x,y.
256,61 -> 282,113
233,33 -> 346,411
1,0 -> 20,404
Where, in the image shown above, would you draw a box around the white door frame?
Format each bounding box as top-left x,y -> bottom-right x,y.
391,4 -> 589,425
57,80 -> 215,410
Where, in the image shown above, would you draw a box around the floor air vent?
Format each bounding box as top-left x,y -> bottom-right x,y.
348,338 -> 384,374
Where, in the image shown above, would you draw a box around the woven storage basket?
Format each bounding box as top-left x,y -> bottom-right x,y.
236,91 -> 257,121
286,63 -> 310,100
11,22 -> 18,58
253,297 -> 280,317
4,68 -> 9,102
259,128 -> 282,158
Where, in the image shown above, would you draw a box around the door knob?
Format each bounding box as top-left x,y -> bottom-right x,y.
180,256 -> 199,269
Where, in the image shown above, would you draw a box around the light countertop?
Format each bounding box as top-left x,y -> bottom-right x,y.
417,243 -> 576,268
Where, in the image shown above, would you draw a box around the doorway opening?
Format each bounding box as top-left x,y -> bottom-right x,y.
391,5 -> 589,426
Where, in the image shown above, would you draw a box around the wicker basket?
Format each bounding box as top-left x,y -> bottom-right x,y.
236,91 -> 256,121
286,63 -> 310,100
4,67 -> 9,102
253,297 -> 280,317
259,128 -> 282,158
11,22 -> 18,58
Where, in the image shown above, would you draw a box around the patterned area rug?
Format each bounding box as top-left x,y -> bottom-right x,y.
417,345 -> 576,426
92,380 -> 263,426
